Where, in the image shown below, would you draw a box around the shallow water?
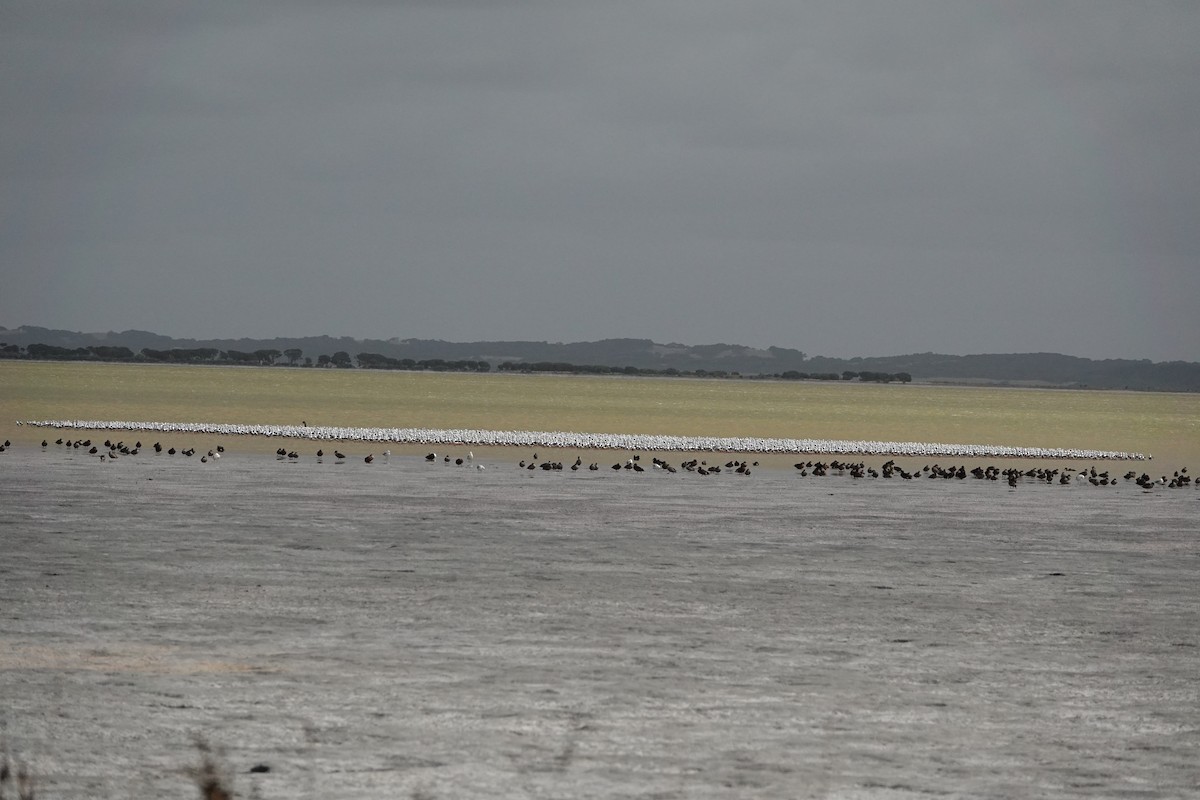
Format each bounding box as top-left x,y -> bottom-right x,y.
2,446 -> 1198,799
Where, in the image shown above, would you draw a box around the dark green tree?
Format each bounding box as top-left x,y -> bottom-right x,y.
254,349 -> 281,366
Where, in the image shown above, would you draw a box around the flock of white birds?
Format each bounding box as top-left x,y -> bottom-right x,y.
20,419 -> 1148,461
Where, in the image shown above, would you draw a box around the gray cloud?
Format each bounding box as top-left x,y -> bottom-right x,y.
3,1 -> 1198,360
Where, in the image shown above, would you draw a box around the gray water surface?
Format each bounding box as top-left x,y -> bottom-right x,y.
2,447 -> 1197,798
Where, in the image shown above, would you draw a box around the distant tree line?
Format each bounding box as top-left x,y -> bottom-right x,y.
7,324 -> 1200,390
499,361 -> 771,380
761,370 -> 910,382
0,343 -> 312,367
141,347 -> 297,366
356,352 -> 490,372
768,370 -> 852,381
494,362 -> 907,383
0,341 -> 508,374
495,361 -> 914,383
1,341 -> 906,384
497,361 -> 742,378
840,370 -> 913,383
2,343 -> 141,361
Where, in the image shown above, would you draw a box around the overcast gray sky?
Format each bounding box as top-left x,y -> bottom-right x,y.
3,1 -> 1197,361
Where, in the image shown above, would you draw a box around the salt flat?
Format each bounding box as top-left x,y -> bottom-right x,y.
2,446 -> 1197,798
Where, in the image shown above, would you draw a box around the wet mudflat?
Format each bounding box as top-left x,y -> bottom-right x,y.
2,447 -> 1198,799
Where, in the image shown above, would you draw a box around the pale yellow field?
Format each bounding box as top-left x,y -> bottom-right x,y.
2,361 -> 1197,467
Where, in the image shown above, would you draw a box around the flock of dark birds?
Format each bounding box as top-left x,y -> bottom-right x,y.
505,451 -> 1194,489
23,436 -> 225,462
2,436 -> 1193,490
513,452 -> 754,475
788,458 -> 1194,489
